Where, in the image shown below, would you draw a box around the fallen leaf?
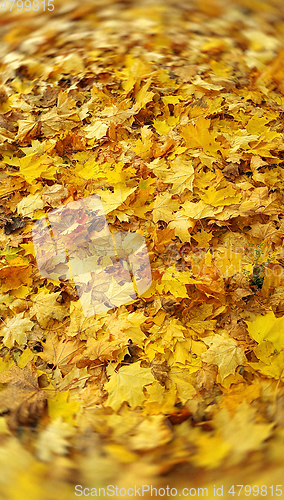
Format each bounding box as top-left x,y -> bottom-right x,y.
105,363 -> 155,411
0,362 -> 46,430
0,313 -> 33,348
201,333 -> 246,383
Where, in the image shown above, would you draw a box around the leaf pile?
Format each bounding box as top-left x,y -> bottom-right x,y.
1,0 -> 284,498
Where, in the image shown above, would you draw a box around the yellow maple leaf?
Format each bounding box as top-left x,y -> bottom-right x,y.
199,184 -> 241,207
146,381 -> 177,415
0,258 -> 33,292
18,347 -> 34,368
214,402 -> 274,463
16,119 -> 38,142
101,309 -> 147,350
220,382 -> 262,413
159,318 -> 186,345
127,415 -> 172,451
75,156 -> 107,181
105,276 -> 137,307
161,95 -> 182,105
183,199 -> 222,219
19,153 -> 51,183
150,156 -> 194,195
20,241 -> 36,257
153,119 -> 171,135
132,125 -> 154,160
246,310 -> 284,352
0,313 -> 33,348
173,340 -> 203,370
151,193 -> 179,223
250,346 -> 284,380
105,363 -> 154,411
84,120 -> 108,140
38,333 -> 84,369
48,391 -> 81,424
30,291 -> 68,328
190,429 -> 230,469
36,417 -> 75,462
156,266 -> 202,299
192,229 -> 213,247
84,335 -> 126,363
180,116 -> 220,157
214,246 -> 244,278
133,79 -> 154,111
167,366 -> 196,404
17,194 -> 44,218
201,333 -> 246,383
99,185 -> 136,214
118,55 -> 152,93
67,300 -> 103,338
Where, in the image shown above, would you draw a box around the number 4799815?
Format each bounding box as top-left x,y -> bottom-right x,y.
0,0 -> 54,11
228,485 -> 282,496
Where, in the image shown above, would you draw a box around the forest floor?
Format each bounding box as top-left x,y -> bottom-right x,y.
1,0 -> 284,498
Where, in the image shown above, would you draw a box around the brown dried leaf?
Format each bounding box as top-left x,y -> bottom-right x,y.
0,362 -> 47,430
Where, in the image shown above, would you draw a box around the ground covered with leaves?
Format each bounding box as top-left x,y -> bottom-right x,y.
1,0 -> 284,498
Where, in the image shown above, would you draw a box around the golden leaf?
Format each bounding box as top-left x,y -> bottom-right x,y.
201,333 -> 246,383
105,363 -> 154,411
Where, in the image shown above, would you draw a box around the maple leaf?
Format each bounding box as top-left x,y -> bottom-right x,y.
3,0 -> 284,488
30,291 -> 68,328
105,276 -> 137,307
0,362 -> 47,430
132,125 -> 154,160
0,313 -> 33,348
156,266 -> 202,299
190,429 -> 230,469
167,366 -> 196,404
38,333 -> 84,371
192,229 -> 213,247
0,176 -> 25,199
201,333 -> 246,383
159,318 -> 186,345
48,390 -> 81,424
183,199 -> 222,219
0,257 -> 33,292
74,154 -> 106,181
84,120 -> 108,140
105,363 -> 155,411
151,192 -> 180,223
199,184 -> 241,207
250,344 -> 284,380
196,364 -> 217,391
67,300 -> 103,338
41,183 -> 69,208
246,310 -> 284,352
180,116 -> 220,157
16,193 -> 44,217
19,153 -> 51,184
173,340 -> 203,369
16,119 -> 38,142
167,207 -> 194,242
127,415 -> 172,451
113,309 -> 148,347
118,55 -> 153,93
133,79 -> 155,111
83,336 -> 126,363
220,382 -> 262,413
153,119 -> 171,135
214,402 -> 274,464
36,417 -> 75,462
99,185 -> 137,214
148,156 -> 194,195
